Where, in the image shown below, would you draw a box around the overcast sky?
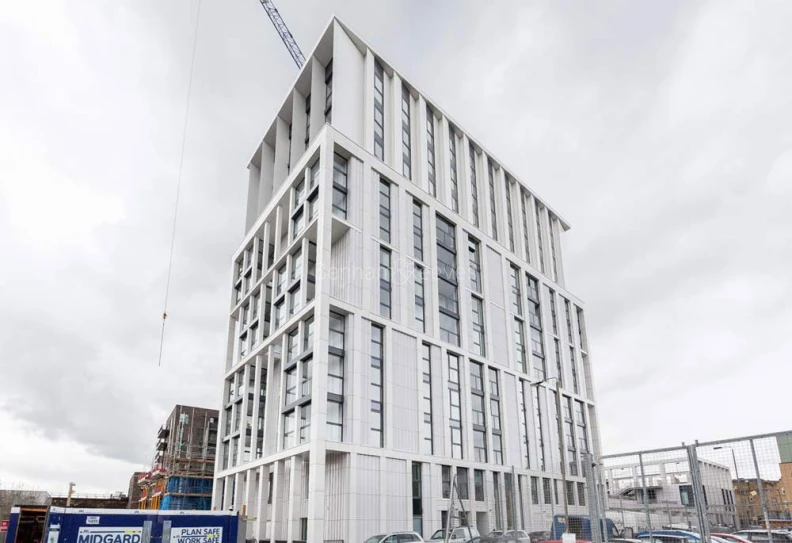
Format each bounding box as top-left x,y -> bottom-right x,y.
1,0 -> 791,495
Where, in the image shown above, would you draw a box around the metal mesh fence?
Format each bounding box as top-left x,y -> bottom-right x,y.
583,431 -> 792,543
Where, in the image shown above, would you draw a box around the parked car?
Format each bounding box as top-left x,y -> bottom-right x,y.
428,527 -> 480,541
467,537 -> 498,543
637,532 -> 698,543
365,532 -> 424,543
734,530 -> 792,542
528,531 -> 550,543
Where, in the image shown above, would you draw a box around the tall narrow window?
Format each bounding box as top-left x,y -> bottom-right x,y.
426,106 -> 436,197
304,93 -> 311,148
564,299 -> 573,343
548,289 -> 559,336
379,178 -> 391,243
575,400 -> 589,460
442,465 -> 451,499
505,177 -> 515,251
527,275 -> 546,380
534,387 -> 546,471
576,306 -> 586,350
286,123 -> 292,173
471,361 -> 487,463
519,380 -> 531,468
474,470 -> 485,501
449,130 -> 459,212
414,264 -> 425,332
327,312 -> 345,441
555,339 -> 563,388
283,411 -> 295,449
471,296 -> 486,357
531,476 -> 540,505
520,190 -> 532,264
457,467 -> 469,500
490,368 -> 503,465
469,143 -> 479,227
543,478 -> 552,505
332,154 -> 348,219
570,346 -> 579,394
468,237 -> 482,293
437,217 -> 460,345
370,324 -> 384,447
514,319 -> 527,373
548,214 -> 559,281
413,200 -> 424,261
488,160 -> 499,241
510,266 -> 522,315
494,473 -> 503,530
421,344 -> 433,454
379,247 -> 392,319
299,405 -> 311,444
448,353 -> 463,459
324,60 -> 333,123
373,61 -> 385,161
402,84 -> 411,179
412,462 -> 423,536
535,202 -> 545,273
564,396 -> 578,476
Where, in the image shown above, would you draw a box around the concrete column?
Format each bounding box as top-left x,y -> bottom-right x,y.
259,141 -> 275,212
234,471 -> 245,512
286,457 -> 303,542
291,90 -> 307,168
222,475 -> 233,511
239,364 -> 252,466
274,117 -> 290,192
269,460 -> 283,543
211,477 -> 223,511
244,468 -> 257,537
306,444 -> 327,543
246,162 -> 261,232
310,57 -> 326,144
348,453 -> 360,543
256,465 -> 269,541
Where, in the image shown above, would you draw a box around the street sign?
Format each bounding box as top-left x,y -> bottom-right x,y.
1,519 -> 9,532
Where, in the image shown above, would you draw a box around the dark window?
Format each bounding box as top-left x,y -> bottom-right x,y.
402,85 -> 412,179
426,106 -> 436,197
449,130 -> 459,212
374,61 -> 385,160
332,154 -> 348,219
474,470 -> 485,501
469,143 -> 479,227
442,465 -> 451,499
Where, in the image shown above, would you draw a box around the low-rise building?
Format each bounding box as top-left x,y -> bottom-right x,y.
604,457 -> 737,528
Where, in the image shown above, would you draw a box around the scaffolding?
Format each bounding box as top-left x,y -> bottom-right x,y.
138,405 -> 218,510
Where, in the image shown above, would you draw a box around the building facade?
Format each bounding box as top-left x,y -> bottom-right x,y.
213,17 -> 602,543
138,405 -> 218,510
604,457 -> 737,528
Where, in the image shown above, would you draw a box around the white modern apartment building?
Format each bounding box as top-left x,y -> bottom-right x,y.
213,17 -> 601,543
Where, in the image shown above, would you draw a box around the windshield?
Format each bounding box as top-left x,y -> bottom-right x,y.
430,530 -> 446,539
365,536 -> 385,543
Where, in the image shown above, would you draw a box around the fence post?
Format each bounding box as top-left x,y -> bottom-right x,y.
687,444 -> 711,543
638,453 -> 653,538
585,452 -> 604,543
750,439 -> 774,543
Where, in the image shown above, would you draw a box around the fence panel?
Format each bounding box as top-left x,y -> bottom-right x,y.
590,431 -> 792,543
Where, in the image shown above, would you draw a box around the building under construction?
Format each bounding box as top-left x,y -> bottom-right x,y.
138,405 -> 218,510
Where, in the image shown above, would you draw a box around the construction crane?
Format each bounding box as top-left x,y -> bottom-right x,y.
257,0 -> 306,68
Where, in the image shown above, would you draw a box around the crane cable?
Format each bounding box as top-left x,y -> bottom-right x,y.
159,0 -> 203,366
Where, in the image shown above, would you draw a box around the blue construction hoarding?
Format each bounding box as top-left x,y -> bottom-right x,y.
5,508 -> 242,543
